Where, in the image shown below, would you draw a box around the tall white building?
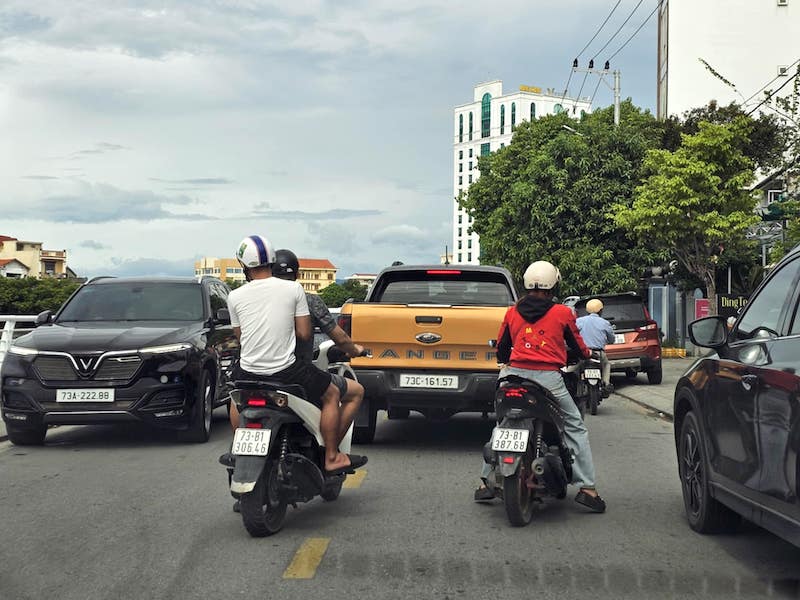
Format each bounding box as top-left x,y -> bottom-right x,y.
657,0 -> 800,119
452,81 -> 591,265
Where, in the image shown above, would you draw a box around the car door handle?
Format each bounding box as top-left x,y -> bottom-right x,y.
741,374 -> 759,391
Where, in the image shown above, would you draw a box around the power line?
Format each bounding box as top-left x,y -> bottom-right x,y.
607,0 -> 663,62
746,69 -> 800,116
572,70 -> 591,111
742,58 -> 800,106
587,73 -> 607,108
591,0 -> 645,61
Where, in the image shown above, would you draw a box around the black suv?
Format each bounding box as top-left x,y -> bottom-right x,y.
675,244 -> 800,547
0,276 -> 238,445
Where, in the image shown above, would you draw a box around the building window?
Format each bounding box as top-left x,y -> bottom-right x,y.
459,163 -> 463,172
458,176 -> 463,185
501,143 -> 505,148
469,148 -> 473,157
480,143 -> 490,157
511,102 -> 516,130
468,161 -> 472,171
459,150 -> 463,159
500,105 -> 505,134
468,175 -> 473,183
459,114 -> 463,143
458,214 -> 463,224
554,103 -> 564,114
458,253 -> 462,262
458,240 -> 462,250
530,103 -> 536,120
458,227 -> 462,237
469,112 -> 473,141
481,92 -> 491,138
468,252 -> 472,262
468,239 -> 473,249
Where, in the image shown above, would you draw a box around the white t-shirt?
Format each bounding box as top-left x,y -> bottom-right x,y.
227,277 -> 310,375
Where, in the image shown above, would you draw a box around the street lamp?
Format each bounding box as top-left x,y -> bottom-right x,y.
561,124 -> 584,137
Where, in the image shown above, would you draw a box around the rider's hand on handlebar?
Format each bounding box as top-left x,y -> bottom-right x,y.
347,343 -> 365,358
590,350 -> 602,360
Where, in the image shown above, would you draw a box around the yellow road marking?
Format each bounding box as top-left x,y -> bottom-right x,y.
283,537 -> 331,579
342,469 -> 367,489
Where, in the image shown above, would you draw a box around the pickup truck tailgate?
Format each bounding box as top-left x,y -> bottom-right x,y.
349,305 -> 505,370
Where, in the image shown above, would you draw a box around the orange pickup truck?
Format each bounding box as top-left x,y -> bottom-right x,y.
337,264 -> 518,442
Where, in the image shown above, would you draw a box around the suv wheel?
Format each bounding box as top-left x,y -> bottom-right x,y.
7,422 -> 47,446
678,411 -> 740,533
353,402 -> 377,444
647,365 -> 663,385
177,369 -> 213,443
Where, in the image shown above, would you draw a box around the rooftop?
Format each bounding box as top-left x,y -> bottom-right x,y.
299,258 -> 337,270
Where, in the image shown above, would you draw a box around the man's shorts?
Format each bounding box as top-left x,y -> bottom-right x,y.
234,359 -> 333,408
330,372 -> 348,400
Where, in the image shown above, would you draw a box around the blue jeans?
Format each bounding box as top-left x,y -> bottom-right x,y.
481,367 -> 597,489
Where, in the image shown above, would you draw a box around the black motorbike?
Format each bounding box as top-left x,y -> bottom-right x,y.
483,375 -> 574,526
561,353 -> 603,417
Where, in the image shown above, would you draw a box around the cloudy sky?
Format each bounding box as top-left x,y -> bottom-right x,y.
0,0 -> 657,278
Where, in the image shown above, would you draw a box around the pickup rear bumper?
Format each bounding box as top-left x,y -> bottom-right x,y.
354,368 -> 498,413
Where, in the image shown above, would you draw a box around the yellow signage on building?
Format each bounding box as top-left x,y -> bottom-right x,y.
519,85 -> 542,94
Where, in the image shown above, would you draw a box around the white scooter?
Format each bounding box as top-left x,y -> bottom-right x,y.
226,341 -> 368,537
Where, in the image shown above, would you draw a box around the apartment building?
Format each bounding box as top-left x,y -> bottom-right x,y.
195,256 -> 337,293
194,257 -> 247,283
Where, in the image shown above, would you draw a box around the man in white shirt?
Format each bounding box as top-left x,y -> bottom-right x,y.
226,235 -> 366,476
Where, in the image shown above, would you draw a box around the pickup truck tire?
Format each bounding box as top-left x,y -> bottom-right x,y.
387,408 -> 410,420
353,404 -> 377,444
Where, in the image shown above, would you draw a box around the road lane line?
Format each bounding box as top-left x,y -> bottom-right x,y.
283,538 -> 331,579
342,470 -> 367,489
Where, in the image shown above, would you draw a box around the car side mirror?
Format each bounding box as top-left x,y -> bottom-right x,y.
689,316 -> 728,348
35,310 -> 53,326
214,308 -> 231,325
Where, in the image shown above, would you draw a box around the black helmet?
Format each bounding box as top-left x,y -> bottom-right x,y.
273,248 -> 300,281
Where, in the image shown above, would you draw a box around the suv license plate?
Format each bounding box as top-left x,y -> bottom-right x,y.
614,334 -> 626,344
56,389 -> 114,402
583,368 -> 601,380
233,428 -> 271,456
399,374 -> 458,389
491,428 -> 530,452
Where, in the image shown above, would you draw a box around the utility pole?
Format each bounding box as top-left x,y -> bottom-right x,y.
569,60 -> 621,126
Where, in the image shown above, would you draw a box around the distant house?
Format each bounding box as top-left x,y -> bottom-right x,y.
0,235 -> 69,278
298,259 -> 337,294
347,273 -> 377,288
0,258 -> 30,278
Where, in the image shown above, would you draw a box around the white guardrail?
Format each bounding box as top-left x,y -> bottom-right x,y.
0,315 -> 37,370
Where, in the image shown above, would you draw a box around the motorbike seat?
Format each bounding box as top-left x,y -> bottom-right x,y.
233,378 -> 308,400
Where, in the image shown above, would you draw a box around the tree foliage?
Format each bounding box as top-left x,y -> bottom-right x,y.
613,118 -> 760,315
318,280 -> 368,307
0,278 -> 81,314
460,101 -> 666,296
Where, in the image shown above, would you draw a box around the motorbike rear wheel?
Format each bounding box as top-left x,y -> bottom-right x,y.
589,386 -> 600,415
240,460 -> 288,537
320,478 -> 344,501
503,451 -> 534,527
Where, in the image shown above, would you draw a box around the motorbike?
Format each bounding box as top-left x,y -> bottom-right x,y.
561,353 -> 603,417
483,375 -> 574,526
225,340 -> 369,537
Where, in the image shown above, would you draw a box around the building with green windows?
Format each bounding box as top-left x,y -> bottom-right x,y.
452,80 -> 591,265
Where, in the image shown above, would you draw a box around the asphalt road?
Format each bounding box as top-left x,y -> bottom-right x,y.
1,399 -> 799,600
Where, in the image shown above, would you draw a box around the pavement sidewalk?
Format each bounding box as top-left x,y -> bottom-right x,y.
0,419 -> 6,443
610,357 -> 696,419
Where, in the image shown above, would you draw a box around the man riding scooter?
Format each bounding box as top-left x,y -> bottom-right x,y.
576,299 -> 615,398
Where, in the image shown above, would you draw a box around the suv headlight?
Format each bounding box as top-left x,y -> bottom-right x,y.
139,343 -> 193,354
7,346 -> 39,356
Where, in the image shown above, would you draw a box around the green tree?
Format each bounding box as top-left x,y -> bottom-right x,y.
460,101 -> 665,295
0,278 -> 81,314
318,280 -> 368,308
614,118 -> 760,315
225,278 -> 244,290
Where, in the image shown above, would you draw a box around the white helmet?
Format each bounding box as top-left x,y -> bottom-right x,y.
236,235 -> 277,269
523,260 -> 561,290
586,298 -> 604,314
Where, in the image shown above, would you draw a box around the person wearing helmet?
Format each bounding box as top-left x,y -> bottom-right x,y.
576,298 -> 615,396
474,260 -> 606,513
225,236 -> 367,478
273,248 -> 366,443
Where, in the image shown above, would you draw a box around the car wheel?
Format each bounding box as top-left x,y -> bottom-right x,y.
6,422 -> 46,446
353,402 -> 377,444
177,369 -> 213,443
647,366 -> 663,385
679,411 -> 741,533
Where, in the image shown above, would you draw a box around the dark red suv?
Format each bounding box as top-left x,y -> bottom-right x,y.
569,293 -> 663,384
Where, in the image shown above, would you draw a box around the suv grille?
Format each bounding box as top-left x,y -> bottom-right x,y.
95,357 -> 142,380
33,356 -> 78,381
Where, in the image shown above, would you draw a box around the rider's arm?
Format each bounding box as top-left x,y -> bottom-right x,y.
295,315 -> 312,341
329,325 -> 363,357
233,327 -> 241,341
604,323 -> 615,345
496,310 -> 513,364
564,310 -> 591,358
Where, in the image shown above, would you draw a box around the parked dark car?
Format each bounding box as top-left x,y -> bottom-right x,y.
0,276 -> 239,445
568,293 -> 662,384
674,244 -> 800,547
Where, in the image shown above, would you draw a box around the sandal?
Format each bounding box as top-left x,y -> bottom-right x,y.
325,454 -> 368,476
575,490 -> 606,513
474,485 -> 496,503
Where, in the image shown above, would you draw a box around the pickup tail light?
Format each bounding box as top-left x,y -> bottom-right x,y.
337,314 -> 352,336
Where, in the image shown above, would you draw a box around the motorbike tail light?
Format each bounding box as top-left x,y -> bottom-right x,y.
503,387 -> 527,398
502,456 -> 515,464
337,314 -> 352,336
245,422 -> 263,429
248,397 -> 268,407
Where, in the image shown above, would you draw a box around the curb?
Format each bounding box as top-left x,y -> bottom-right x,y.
614,391 -> 674,422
